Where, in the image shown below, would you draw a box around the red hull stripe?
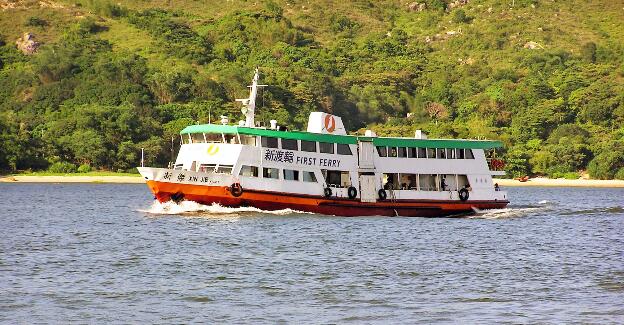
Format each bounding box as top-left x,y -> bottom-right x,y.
145,181 -> 509,217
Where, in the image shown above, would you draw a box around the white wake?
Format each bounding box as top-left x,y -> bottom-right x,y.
469,200 -> 555,219
138,200 -> 308,216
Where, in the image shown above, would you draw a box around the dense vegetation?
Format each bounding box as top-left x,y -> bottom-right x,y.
1,0 -> 623,178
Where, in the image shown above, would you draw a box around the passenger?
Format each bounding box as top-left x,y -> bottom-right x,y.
494,183 -> 500,191
440,178 -> 447,191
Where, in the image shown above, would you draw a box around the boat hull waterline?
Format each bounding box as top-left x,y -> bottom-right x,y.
146,180 -> 509,217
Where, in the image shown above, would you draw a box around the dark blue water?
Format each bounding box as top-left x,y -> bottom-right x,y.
1,184 -> 623,323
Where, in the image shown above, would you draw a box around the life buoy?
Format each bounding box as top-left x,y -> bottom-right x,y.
170,192 -> 184,203
348,186 -> 357,199
324,187 -> 332,197
459,188 -> 469,202
230,183 -> 243,197
378,189 -> 387,200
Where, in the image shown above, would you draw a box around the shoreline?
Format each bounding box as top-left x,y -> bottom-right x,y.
1,175 -> 623,188
495,178 -> 624,188
0,175 -> 145,184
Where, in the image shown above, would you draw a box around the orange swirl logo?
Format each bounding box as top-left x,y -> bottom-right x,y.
324,114 -> 336,133
206,144 -> 220,156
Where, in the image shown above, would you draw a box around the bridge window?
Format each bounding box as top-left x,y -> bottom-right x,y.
301,140 -> 317,152
319,142 -> 335,154
337,144 -> 352,155
283,169 -> 299,181
466,149 -> 475,159
418,147 -> 427,158
240,135 -> 257,146
397,147 -> 407,158
263,167 -> 279,179
302,171 -> 317,182
261,137 -> 279,148
224,134 -> 238,144
215,165 -> 233,174
437,148 -> 446,159
376,146 -> 387,157
281,138 -> 298,151
456,148 -> 465,159
199,164 -> 216,173
240,165 -> 258,177
191,133 -> 205,143
388,147 -> 398,157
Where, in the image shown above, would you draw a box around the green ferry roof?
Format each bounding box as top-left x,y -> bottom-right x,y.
180,124 -> 503,149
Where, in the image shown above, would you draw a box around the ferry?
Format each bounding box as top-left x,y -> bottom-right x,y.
138,69 -> 509,217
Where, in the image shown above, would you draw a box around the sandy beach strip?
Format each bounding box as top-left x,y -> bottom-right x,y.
495,178 -> 624,188
0,175 -> 145,184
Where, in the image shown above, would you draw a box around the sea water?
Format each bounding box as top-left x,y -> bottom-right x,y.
1,184 -> 623,323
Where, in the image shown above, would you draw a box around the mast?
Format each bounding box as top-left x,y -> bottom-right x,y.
236,67 -> 267,127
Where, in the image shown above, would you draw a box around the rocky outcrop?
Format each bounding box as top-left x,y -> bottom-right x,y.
448,0 -> 469,10
16,32 -> 40,55
407,2 -> 426,12
523,41 -> 543,50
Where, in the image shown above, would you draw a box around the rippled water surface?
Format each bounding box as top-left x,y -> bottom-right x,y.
1,184 -> 623,323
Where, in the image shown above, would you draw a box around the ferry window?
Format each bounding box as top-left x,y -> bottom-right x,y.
281,138 -> 298,151
302,171 -> 317,182
283,169 -> 299,181
240,135 -> 257,146
383,173 -> 400,190
389,147 -> 398,157
419,174 -> 437,191
263,167 -> 280,179
456,148 -> 465,159
397,147 -> 407,158
199,164 -> 216,173
437,148 -> 446,159
408,147 -> 417,158
261,137 -> 279,148
240,165 -> 258,177
337,144 -> 352,155
319,142 -> 335,154
446,148 -> 456,159
174,164 -> 184,170
400,173 -> 418,190
377,146 -> 387,157
215,165 -> 233,174
427,148 -> 436,159
324,170 -> 350,187
301,140 -> 317,152
418,147 -> 427,158
466,149 -> 475,159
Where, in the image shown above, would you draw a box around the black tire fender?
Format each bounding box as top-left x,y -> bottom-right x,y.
230,183 -> 243,197
348,186 -> 357,199
459,188 -> 469,202
378,189 -> 387,200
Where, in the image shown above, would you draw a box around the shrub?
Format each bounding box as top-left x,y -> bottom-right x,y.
48,162 -> 77,173
77,164 -> 92,173
25,17 -> 48,27
615,168 -> 624,180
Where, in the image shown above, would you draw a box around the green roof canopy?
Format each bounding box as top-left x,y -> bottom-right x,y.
180,124 -> 503,149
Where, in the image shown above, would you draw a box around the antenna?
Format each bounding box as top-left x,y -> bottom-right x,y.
236,67 -> 267,127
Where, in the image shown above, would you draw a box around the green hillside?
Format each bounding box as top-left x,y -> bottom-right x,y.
1,0 -> 623,178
